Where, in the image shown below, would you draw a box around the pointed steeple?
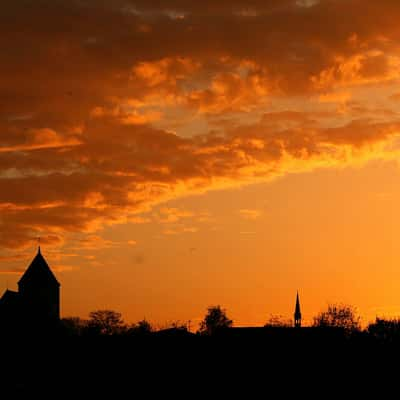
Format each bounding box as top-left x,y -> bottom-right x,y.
294,291 -> 302,328
18,247 -> 61,320
18,247 -> 60,288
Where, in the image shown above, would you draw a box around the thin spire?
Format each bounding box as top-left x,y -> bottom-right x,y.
37,236 -> 41,254
294,291 -> 302,328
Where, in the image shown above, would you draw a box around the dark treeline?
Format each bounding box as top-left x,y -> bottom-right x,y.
3,302 -> 400,343
2,303 -> 400,395
53,303 -> 400,345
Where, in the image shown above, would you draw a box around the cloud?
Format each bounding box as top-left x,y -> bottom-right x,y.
185,64 -> 269,114
0,268 -> 26,275
72,235 -> 117,250
132,57 -> 200,87
1,115 -> 400,249
0,254 -> 29,263
311,51 -> 400,90
51,264 -> 77,272
163,226 -> 198,235
319,92 -> 351,105
239,209 -> 263,220
2,0 -> 400,249
0,129 -> 82,153
91,106 -> 163,126
156,207 -> 195,223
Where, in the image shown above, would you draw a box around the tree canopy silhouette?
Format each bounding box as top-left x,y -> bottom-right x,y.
367,317 -> 400,344
264,314 -> 292,328
312,303 -> 361,332
128,319 -> 152,335
198,305 -> 233,335
88,310 -> 125,335
61,317 -> 87,336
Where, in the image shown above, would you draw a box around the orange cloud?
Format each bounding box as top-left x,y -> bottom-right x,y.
0,269 -> 26,275
91,105 -> 163,125
0,129 -> 82,153
2,0 -> 400,249
132,57 -> 200,87
163,226 -> 198,235
51,264 -> 77,272
157,207 -> 195,223
0,254 -> 29,262
186,68 -> 269,114
239,209 -> 263,220
1,115 -> 399,249
319,92 -> 351,104
311,51 -> 400,90
74,235 -> 116,250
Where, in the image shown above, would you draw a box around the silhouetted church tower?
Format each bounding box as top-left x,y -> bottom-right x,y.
17,246 -> 60,321
294,292 -> 302,328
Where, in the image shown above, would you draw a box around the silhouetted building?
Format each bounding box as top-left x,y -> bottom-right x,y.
0,289 -> 21,325
294,292 -> 302,328
0,247 -> 60,328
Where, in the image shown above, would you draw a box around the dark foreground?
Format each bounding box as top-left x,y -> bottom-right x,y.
2,327 -> 400,396
0,333 -> 400,399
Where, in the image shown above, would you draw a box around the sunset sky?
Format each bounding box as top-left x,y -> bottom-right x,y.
3,0 -> 400,328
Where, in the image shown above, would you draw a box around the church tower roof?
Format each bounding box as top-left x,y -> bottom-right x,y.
18,247 -> 60,287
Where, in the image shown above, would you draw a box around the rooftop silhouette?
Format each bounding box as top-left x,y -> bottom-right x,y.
0,247 -> 60,326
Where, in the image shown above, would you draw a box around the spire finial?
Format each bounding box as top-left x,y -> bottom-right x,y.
37,237 -> 41,254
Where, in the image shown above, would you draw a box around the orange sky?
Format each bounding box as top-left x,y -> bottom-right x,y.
2,0 -> 400,328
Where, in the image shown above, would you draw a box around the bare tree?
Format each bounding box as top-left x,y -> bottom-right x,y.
312,303 -> 361,332
264,314 -> 292,328
87,310 -> 125,335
